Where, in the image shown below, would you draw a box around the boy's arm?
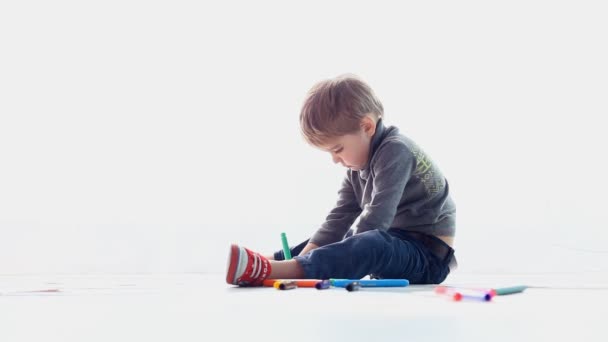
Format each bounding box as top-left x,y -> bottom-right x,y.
307,176 -> 362,249
356,142 -> 415,233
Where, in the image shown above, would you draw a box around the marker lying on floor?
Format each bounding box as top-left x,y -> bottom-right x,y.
315,279 -> 331,290
277,281 -> 297,290
435,286 -> 494,302
493,285 -> 528,295
262,279 -> 324,288
435,286 -> 492,301
345,281 -> 361,292
330,279 -> 409,288
435,285 -> 528,300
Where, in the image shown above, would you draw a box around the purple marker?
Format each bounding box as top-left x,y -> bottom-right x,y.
315,279 -> 331,290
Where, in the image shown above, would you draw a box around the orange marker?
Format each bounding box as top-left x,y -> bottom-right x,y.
263,279 -> 280,287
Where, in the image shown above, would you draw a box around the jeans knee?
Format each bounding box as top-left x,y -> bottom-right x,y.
351,230 -> 392,253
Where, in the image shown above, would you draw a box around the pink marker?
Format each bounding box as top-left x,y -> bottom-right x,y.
435,286 -> 493,301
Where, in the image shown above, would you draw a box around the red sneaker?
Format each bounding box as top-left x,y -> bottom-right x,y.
226,244 -> 272,286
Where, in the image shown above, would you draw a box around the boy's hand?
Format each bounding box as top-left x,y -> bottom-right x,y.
298,242 -> 319,256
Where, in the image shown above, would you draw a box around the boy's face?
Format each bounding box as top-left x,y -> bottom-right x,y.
317,117 -> 376,171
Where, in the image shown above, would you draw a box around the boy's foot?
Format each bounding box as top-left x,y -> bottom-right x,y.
226,244 -> 272,286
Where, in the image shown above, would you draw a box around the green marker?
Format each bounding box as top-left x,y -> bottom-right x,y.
494,285 -> 528,296
281,232 -> 292,260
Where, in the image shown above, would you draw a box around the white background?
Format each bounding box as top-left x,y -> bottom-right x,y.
1,0 -> 607,275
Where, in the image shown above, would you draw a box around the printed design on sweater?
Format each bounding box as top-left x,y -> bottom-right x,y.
411,145 -> 444,198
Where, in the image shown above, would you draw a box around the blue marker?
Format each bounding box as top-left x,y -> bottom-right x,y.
330,279 -> 409,287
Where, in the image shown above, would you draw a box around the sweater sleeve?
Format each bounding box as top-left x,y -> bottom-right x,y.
309,176 -> 362,247
356,141 -> 415,234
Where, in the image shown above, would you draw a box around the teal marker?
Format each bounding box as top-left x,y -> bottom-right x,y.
493,285 -> 528,296
281,232 -> 292,260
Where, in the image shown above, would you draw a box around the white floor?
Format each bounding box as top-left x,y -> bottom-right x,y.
1,271 -> 607,342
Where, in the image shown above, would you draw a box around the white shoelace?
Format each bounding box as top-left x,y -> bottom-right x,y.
251,254 -> 262,279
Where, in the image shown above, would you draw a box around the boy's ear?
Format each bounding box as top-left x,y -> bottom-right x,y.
361,115 -> 377,137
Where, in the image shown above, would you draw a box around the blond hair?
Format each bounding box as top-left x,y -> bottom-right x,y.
299,74 -> 384,146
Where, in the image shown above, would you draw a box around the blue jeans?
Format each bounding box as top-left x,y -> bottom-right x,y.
273,229 -> 455,284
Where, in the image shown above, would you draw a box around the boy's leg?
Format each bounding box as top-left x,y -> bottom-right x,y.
226,229 -> 442,286
293,230 -> 431,283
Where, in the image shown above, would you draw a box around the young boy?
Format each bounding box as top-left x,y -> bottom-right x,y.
226,74 -> 456,286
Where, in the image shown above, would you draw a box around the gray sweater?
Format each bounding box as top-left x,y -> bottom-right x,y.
310,119 -> 456,247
